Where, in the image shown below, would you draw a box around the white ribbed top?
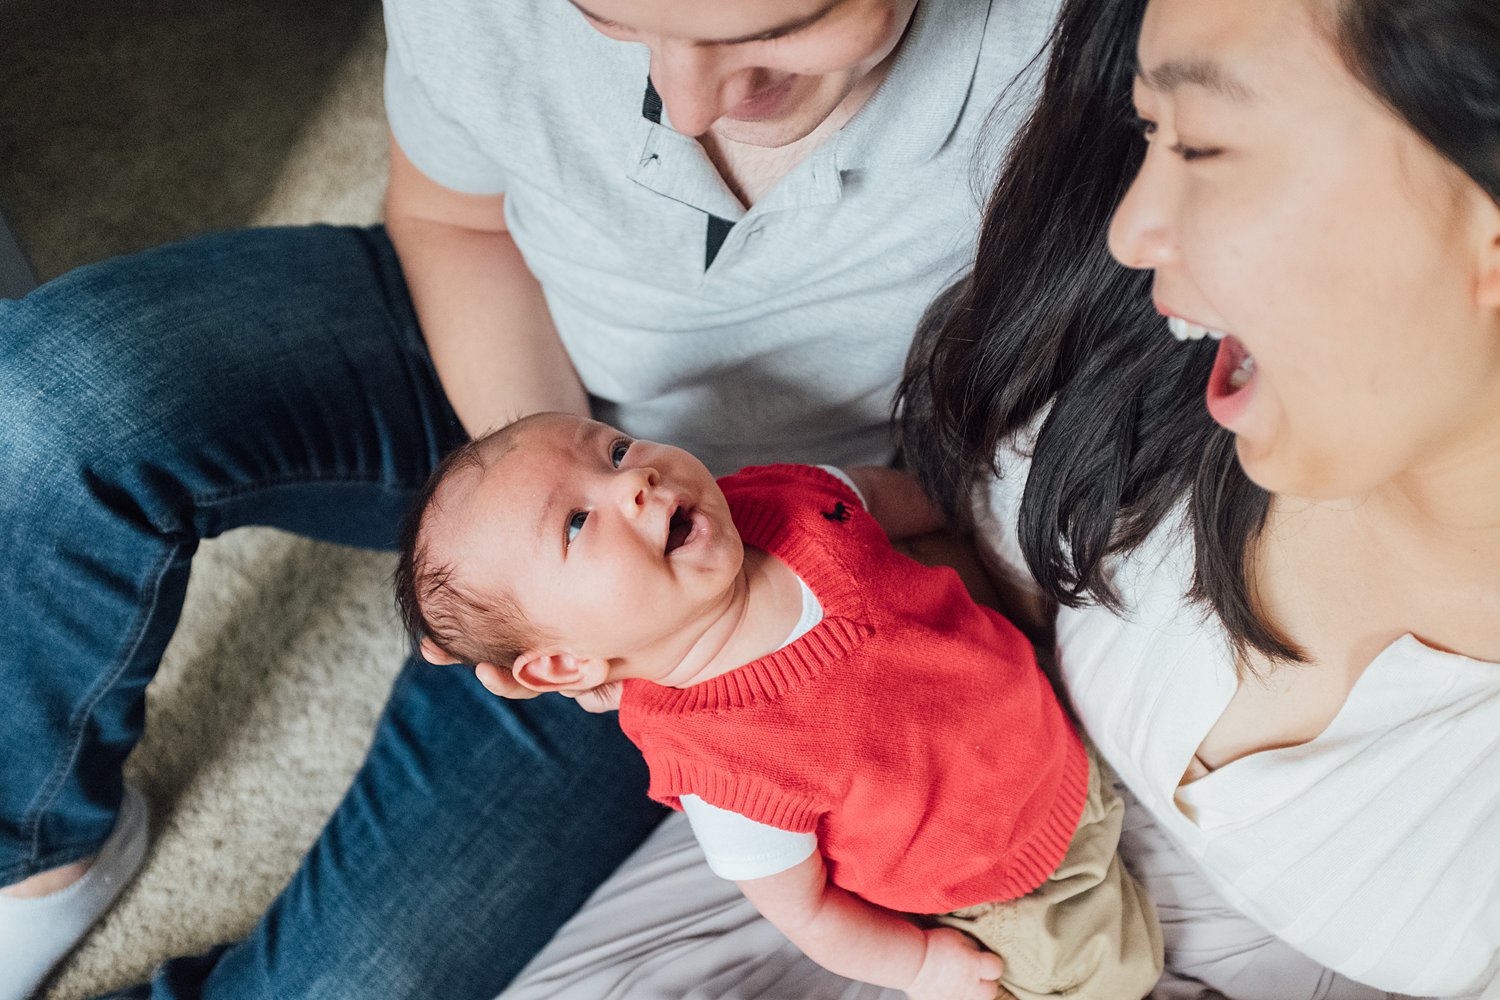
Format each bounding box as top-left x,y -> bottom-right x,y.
977,441 -> 1500,998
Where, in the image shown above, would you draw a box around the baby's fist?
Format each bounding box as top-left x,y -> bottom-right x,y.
905,927 -> 1003,1000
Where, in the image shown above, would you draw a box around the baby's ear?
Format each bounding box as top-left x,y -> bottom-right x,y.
511,650 -> 609,694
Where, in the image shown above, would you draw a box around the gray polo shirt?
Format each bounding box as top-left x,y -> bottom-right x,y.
383,0 -> 1057,472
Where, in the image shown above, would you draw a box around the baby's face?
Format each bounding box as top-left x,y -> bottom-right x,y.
442,414 -> 743,665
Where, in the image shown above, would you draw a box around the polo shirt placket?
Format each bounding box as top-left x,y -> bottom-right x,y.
624,0 -> 993,280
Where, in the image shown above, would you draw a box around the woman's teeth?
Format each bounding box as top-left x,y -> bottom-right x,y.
1166,316 -> 1227,342
1229,354 -> 1257,390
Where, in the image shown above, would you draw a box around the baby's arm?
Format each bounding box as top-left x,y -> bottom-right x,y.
736,852 -> 1003,1000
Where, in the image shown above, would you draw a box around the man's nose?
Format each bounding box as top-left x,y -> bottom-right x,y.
647,40 -> 753,137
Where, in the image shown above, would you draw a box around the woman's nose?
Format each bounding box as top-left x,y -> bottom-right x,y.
1107,151 -> 1181,272
647,40 -> 752,137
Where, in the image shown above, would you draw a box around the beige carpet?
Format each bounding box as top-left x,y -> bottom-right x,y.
1,2 -> 406,995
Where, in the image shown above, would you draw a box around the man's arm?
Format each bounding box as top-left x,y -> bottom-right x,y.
383,133 -> 587,438
737,852 -> 1003,1000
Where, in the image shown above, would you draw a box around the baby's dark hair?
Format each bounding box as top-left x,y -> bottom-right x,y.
394,420 -> 551,668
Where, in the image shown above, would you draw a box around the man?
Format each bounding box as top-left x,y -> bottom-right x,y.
0,0 -> 1055,996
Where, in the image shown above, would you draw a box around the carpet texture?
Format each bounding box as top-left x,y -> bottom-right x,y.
0,2 -> 405,995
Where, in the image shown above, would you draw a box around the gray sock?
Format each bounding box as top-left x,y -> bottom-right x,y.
0,784 -> 149,1000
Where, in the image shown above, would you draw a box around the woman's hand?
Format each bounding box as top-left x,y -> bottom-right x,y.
418,639 -> 541,701
905,927 -> 1005,1000
562,682 -> 623,713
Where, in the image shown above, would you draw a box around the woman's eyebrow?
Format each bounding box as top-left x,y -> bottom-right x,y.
567,0 -> 847,46
1137,58 -> 1257,102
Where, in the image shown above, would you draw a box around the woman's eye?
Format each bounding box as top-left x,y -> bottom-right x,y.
566,510 -> 588,545
1133,116 -> 1220,162
610,440 -> 631,468
1175,144 -> 1220,163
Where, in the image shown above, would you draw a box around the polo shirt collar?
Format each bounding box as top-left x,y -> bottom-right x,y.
626,0 -> 992,219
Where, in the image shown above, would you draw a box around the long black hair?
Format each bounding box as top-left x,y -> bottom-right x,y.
1338,0 -> 1500,205
897,0 -> 1500,668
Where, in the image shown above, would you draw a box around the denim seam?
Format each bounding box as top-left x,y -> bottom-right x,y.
153,473 -> 424,535
21,542 -> 177,875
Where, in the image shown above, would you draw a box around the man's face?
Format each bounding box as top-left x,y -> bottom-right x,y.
433,414 -> 744,664
568,0 -> 919,146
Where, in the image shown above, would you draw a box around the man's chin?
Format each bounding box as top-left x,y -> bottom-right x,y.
709,113 -> 827,149
709,86 -> 851,149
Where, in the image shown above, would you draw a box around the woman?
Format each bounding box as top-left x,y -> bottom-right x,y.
901,0 -> 1500,995
498,0 -> 1500,996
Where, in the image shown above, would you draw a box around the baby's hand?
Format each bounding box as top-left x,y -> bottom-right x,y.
905,927 -> 1004,1000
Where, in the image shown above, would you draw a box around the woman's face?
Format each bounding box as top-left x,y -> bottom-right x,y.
1109,0 -> 1500,502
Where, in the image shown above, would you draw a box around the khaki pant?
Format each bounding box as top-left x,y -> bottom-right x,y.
936,745 -> 1164,1000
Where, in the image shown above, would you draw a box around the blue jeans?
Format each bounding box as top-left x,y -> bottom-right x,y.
0,225 -> 666,998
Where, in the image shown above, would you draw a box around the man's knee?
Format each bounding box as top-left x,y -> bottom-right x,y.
0,272 -> 214,518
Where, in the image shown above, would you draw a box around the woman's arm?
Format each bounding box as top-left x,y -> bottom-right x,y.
384,133 -> 587,438
736,852 -> 1003,1000
845,465 -> 1057,648
843,466 -> 947,540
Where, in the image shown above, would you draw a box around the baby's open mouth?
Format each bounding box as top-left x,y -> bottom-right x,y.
665,505 -> 694,555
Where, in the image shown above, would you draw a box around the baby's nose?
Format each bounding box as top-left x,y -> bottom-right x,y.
615,467 -> 660,513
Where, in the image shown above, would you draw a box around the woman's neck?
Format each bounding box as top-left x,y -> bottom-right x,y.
1340,424 -> 1500,581
1261,426 -> 1500,665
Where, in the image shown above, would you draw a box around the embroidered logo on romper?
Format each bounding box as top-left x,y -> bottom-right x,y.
822,501 -> 851,524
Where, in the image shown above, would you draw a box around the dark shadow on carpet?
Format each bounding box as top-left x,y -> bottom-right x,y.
0,0 -> 380,280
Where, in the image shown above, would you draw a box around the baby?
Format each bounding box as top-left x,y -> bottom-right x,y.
394,412 -> 1162,1000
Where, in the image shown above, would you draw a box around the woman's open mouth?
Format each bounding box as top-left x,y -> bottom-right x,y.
1206,334 -> 1258,429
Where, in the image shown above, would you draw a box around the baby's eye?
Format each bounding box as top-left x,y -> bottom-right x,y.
566,510 -> 588,545
610,439 -> 632,468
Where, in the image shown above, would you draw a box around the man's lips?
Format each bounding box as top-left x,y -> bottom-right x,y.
724,75 -> 796,122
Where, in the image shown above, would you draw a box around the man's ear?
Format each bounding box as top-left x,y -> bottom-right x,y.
510,650 -> 610,694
